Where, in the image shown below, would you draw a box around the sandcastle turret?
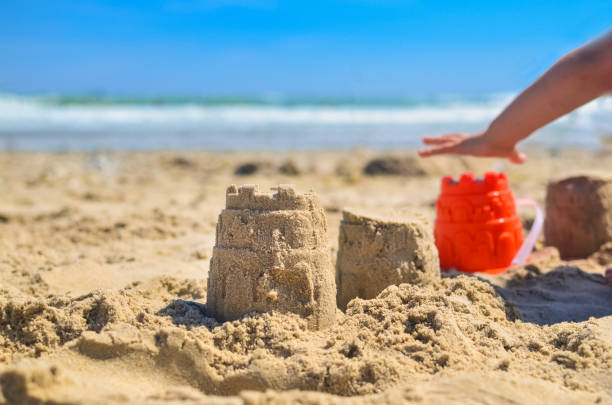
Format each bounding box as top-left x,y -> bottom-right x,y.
336,209 -> 440,310
207,185 -> 336,330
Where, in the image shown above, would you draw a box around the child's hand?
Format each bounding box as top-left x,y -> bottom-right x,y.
418,131 -> 527,164
418,30 -> 612,165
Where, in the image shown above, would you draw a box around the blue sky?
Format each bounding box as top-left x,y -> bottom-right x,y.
0,0 -> 610,96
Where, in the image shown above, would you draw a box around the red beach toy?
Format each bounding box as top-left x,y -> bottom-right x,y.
434,172 -> 543,274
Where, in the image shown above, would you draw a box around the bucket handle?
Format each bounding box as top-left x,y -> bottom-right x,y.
512,198 -> 544,266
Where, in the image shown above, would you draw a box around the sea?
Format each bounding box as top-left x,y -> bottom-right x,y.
0,92 -> 610,151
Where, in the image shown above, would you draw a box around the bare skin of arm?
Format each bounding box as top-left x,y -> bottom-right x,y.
418,30 -> 612,164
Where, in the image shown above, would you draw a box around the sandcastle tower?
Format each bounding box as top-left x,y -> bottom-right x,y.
207,185 -> 336,330
336,209 -> 440,310
545,173 -> 612,259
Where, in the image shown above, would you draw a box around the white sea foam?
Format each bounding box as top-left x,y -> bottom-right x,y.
0,93 -> 511,127
0,93 -> 610,150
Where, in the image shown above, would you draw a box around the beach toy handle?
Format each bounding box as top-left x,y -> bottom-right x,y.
512,198 -> 544,266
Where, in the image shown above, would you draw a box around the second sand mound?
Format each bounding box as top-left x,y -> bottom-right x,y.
545,173 -> 612,259
336,209 -> 440,310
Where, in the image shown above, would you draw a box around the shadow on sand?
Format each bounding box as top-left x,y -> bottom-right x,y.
159,267 -> 612,328
488,266 -> 612,325
157,299 -> 218,330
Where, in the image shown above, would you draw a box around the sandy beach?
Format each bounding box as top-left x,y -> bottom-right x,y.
1,148 -> 612,404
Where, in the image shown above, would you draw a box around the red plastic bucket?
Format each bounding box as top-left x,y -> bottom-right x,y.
434,172 -> 524,274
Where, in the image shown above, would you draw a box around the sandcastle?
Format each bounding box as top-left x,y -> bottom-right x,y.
335,209 -> 440,310
207,184 -> 336,330
545,173 -> 612,259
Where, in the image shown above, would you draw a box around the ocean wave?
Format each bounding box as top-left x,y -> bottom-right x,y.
0,93 -> 610,150
0,92 -> 514,128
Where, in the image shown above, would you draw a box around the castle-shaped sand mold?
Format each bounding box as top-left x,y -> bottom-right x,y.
336,209 -> 440,310
207,184 -> 336,330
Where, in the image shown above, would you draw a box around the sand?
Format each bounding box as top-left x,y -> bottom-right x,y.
336,209 -> 440,310
545,173 -> 612,259
1,149 -> 612,404
208,184 -> 336,330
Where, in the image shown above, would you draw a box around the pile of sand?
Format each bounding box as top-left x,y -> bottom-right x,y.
1,151 -> 612,404
2,275 -> 611,403
336,209 -> 440,310
545,173 -> 612,259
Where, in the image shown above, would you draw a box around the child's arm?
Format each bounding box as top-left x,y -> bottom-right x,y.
419,30 -> 612,163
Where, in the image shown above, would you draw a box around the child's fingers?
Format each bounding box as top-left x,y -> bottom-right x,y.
418,144 -> 460,157
422,136 -> 451,145
508,149 -> 527,164
422,134 -> 462,145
